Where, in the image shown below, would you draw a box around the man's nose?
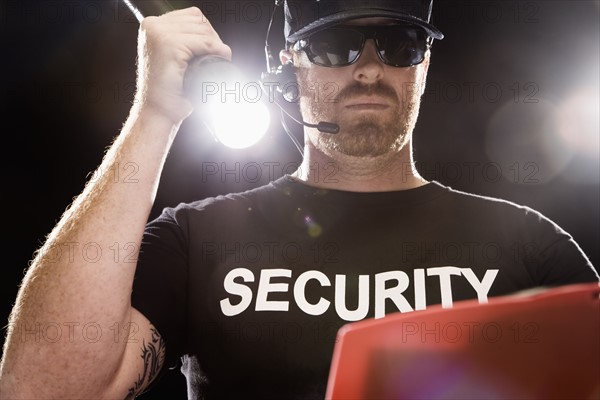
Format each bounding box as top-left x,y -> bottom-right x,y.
352,39 -> 384,84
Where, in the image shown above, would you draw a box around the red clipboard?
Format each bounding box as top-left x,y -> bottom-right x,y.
325,282 -> 600,400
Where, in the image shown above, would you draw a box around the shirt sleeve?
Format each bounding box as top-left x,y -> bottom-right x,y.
131,206 -> 189,369
520,207 -> 599,285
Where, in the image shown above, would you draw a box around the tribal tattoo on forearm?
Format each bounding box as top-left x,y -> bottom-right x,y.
125,326 -> 166,399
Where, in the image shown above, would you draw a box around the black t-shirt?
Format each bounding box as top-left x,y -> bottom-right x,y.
132,176 -> 598,399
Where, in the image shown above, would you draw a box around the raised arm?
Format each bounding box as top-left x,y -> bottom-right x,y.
0,7 -> 230,398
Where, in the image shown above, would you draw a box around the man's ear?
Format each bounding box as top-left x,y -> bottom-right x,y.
280,49 -> 293,65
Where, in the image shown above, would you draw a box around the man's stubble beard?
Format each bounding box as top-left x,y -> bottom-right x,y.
297,68 -> 422,158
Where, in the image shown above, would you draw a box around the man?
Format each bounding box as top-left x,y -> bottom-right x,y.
0,0 -> 597,399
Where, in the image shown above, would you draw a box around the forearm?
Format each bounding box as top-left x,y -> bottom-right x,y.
0,106 -> 179,398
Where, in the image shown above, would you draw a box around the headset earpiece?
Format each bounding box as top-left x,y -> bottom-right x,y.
276,62 -> 299,103
261,60 -> 303,124
262,61 -> 298,104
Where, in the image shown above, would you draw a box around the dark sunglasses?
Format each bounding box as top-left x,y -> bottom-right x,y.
293,25 -> 433,68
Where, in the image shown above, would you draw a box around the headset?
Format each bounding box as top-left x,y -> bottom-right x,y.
259,1 -> 340,156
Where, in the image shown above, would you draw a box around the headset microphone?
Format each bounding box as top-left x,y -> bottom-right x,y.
261,1 -> 340,138
312,122 -> 341,134
260,62 -> 340,135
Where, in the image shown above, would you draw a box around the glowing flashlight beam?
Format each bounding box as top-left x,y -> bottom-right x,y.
208,99 -> 271,149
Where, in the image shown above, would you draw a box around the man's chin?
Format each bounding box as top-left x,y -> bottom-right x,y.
326,120 -> 405,157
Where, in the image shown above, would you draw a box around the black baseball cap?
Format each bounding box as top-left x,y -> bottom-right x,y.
284,0 -> 444,43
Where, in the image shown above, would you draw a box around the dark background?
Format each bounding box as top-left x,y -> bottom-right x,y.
1,0 -> 598,398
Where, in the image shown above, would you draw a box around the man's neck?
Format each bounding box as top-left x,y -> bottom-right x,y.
291,140 -> 428,192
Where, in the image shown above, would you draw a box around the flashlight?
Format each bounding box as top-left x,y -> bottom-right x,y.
121,0 -> 270,149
